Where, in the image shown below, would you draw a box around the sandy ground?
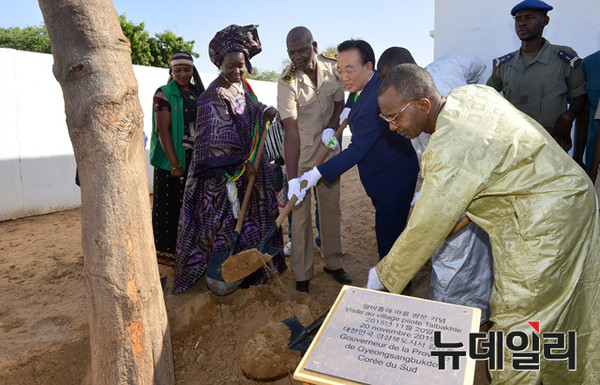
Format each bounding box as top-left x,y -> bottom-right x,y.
0,165 -> 490,384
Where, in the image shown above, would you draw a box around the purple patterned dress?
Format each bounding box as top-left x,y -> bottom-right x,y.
173,79 -> 285,293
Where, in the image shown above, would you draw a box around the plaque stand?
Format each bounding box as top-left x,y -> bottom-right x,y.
294,286 -> 480,385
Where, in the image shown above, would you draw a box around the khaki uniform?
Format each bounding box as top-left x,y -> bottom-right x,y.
487,38 -> 586,134
277,53 -> 345,281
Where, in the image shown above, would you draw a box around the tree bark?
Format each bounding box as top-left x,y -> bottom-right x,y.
38,0 -> 174,383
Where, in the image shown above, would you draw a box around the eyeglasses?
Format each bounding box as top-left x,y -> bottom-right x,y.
337,64 -> 365,78
379,100 -> 415,128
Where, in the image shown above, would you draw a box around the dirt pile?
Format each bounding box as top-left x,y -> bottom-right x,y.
0,165 -> 486,384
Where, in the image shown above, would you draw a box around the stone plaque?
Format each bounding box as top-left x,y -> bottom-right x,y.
294,286 -> 480,385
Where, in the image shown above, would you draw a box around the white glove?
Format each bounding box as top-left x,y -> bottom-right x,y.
367,266 -> 385,291
339,107 -> 351,125
287,178 -> 306,205
321,128 -> 339,150
299,166 -> 322,194
410,191 -> 420,207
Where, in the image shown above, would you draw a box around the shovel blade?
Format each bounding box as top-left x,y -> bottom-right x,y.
259,243 -> 282,257
220,242 -> 282,283
221,248 -> 270,283
282,311 -> 329,356
206,249 -> 242,295
282,316 -> 312,355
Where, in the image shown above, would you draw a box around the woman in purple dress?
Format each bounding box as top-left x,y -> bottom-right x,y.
173,24 -> 285,294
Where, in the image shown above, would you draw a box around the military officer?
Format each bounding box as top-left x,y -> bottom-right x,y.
487,0 -> 587,150
277,26 -> 349,293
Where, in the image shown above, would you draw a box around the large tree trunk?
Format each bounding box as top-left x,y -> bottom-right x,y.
38,1 -> 174,383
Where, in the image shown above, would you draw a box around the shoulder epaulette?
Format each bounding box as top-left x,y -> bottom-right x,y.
557,50 -> 582,69
282,65 -> 297,83
492,53 -> 513,68
321,52 -> 337,61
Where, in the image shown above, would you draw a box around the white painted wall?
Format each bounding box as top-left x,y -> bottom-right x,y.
0,48 -> 278,221
5,2 -> 597,221
433,0 -> 600,82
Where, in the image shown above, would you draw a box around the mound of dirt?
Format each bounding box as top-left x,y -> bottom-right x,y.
0,166 -> 488,384
241,320 -> 299,381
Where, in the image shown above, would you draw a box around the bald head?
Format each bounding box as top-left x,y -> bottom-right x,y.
378,64 -> 443,137
286,26 -> 318,73
378,63 -> 439,101
377,47 -> 416,80
287,26 -> 313,45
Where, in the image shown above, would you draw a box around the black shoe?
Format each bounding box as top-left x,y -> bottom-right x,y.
323,267 -> 352,285
295,280 -> 309,293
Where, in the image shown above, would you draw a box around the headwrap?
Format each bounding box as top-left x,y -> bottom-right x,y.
209,24 -> 262,74
171,51 -> 194,67
169,51 -> 205,93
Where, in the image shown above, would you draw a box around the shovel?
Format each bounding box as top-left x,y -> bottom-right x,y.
282,310 -> 329,356
449,215 -> 471,237
205,119 -> 273,295
276,220 -> 472,356
221,119 -> 348,283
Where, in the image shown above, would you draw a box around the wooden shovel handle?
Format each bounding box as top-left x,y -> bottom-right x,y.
274,119 -> 348,228
447,216 -> 471,239
273,180 -> 306,227
234,120 -> 271,234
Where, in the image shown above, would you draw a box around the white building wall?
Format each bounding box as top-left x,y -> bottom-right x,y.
433,0 -> 600,82
4,2 -> 598,221
0,48 -> 278,221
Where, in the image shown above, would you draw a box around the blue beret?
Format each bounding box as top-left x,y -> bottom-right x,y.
511,0 -> 553,16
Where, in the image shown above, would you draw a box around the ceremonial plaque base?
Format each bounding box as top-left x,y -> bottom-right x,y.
294,286 -> 480,385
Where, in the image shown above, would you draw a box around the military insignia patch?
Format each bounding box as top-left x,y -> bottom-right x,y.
493,53 -> 513,68
558,50 -> 582,69
283,65 -> 297,83
321,52 -> 337,61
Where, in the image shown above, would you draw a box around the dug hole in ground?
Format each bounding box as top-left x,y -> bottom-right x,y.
0,165 -> 490,384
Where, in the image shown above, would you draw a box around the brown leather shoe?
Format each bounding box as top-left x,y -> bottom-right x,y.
323,267 -> 352,284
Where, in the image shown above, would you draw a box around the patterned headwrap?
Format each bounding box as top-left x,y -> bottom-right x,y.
209,24 -> 262,74
168,50 -> 205,93
171,51 -> 194,67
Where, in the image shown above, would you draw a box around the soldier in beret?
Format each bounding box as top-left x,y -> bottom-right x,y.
487,0 -> 587,151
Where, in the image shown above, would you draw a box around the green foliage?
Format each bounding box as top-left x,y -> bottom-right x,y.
244,67 -> 280,82
118,14 -> 152,66
118,15 -> 198,68
0,25 -> 51,53
0,15 -> 199,68
148,30 -> 198,68
280,59 -> 292,74
323,45 -> 338,56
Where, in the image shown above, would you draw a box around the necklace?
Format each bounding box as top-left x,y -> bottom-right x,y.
220,73 -> 244,95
